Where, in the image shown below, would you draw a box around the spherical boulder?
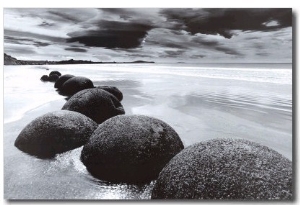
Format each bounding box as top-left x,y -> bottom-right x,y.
151,138 -> 292,200
49,71 -> 61,77
48,74 -> 59,82
14,110 -> 98,159
54,74 -> 75,89
81,115 -> 184,184
60,76 -> 94,96
40,75 -> 49,81
96,86 -> 123,101
62,88 -> 125,124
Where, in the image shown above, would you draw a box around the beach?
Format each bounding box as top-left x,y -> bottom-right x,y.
3,63 -> 292,199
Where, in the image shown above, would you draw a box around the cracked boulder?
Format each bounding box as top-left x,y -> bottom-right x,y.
80,115 -> 184,184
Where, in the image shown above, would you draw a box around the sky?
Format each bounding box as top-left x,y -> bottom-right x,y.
3,8 -> 292,63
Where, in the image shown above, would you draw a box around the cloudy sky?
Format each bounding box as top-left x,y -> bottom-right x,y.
4,8 -> 292,63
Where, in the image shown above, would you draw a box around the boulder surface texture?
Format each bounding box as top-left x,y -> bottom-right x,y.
60,76 -> 94,96
151,138 -> 293,200
81,115 -> 184,184
54,74 -> 75,89
96,86 -> 123,101
15,110 -> 98,159
62,88 -> 125,124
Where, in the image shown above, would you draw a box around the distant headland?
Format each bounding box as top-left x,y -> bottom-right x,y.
4,53 -> 155,65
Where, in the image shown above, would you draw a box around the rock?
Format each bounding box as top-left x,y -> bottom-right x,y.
54,74 -> 75,89
14,110 -> 98,159
96,86 -> 123,101
151,138 -> 292,200
48,74 -> 59,82
81,115 -> 184,184
62,88 -> 125,124
40,75 -> 49,81
60,76 -> 94,96
49,71 -> 61,77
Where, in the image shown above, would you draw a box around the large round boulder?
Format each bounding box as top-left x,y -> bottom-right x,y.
54,74 -> 75,89
48,74 -> 59,82
60,76 -> 94,96
151,138 -> 292,200
96,86 -> 123,101
49,71 -> 61,77
81,115 -> 184,184
14,110 -> 98,159
62,88 -> 125,124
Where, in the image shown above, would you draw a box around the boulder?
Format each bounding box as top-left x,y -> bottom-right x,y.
49,71 -> 61,77
151,138 -> 293,200
54,74 -> 75,89
14,110 -> 98,159
40,75 -> 49,82
62,88 -> 125,124
60,76 -> 94,96
81,115 -> 184,184
48,74 -> 59,82
96,86 -> 123,101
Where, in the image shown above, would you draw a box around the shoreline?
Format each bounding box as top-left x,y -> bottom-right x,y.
3,64 -> 292,199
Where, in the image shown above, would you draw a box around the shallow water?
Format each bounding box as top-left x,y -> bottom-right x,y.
3,63 -> 292,199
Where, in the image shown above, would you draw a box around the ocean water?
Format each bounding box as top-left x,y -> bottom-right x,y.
3,63 -> 292,199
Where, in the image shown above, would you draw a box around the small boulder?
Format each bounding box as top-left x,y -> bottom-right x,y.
81,115 -> 184,184
40,75 -> 49,82
49,71 -> 61,77
62,88 -> 125,124
151,138 -> 292,200
96,86 -> 123,101
54,74 -> 75,89
60,76 -> 94,96
14,110 -> 98,159
48,74 -> 59,82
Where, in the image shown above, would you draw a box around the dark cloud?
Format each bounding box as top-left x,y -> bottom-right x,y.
163,42 -> 188,49
4,29 -> 65,43
245,36 -> 261,40
146,39 -> 188,49
5,47 -> 36,55
3,8 -> 292,63
215,46 -> 243,56
170,30 -> 186,35
162,50 -> 186,58
67,20 -> 153,49
160,8 -> 292,38
67,30 -> 147,49
253,42 -> 264,49
126,53 -> 151,58
65,47 -> 87,52
4,35 -> 50,47
192,37 -> 243,56
191,54 -> 206,59
256,52 -> 269,56
99,8 -> 135,20
38,21 -> 55,27
48,11 -> 80,23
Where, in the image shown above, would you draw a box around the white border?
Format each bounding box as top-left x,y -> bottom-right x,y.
1,1 -> 298,205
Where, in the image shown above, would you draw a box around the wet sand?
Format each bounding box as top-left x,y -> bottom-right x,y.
3,64 -> 292,199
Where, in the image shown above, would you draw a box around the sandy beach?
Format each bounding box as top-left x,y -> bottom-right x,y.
3,63 -> 292,199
